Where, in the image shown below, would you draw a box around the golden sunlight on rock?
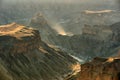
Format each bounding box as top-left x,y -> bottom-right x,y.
75,57 -> 120,80
84,10 -> 114,14
65,62 -> 81,80
71,62 -> 81,74
0,22 -> 24,34
107,57 -> 114,62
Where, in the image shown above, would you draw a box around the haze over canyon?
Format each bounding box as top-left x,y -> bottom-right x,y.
0,0 -> 120,80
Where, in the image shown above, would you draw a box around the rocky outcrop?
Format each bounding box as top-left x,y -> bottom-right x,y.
82,24 -> 113,41
29,13 -> 57,44
0,22 -> 40,54
0,23 -> 79,80
67,57 -> 120,80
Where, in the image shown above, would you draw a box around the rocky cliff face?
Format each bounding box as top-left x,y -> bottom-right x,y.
28,14 -> 120,62
59,10 -> 120,35
74,57 -> 120,80
29,13 -> 57,44
48,34 -> 120,62
0,23 -> 79,80
46,22 -> 120,61
0,23 -> 40,54
82,24 -> 113,41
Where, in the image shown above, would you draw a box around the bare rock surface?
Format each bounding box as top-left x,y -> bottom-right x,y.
68,57 -> 120,80
0,23 -> 79,80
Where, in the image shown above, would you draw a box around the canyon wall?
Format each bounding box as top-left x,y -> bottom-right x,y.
28,13 -> 120,63
0,23 -> 79,80
76,57 -> 120,80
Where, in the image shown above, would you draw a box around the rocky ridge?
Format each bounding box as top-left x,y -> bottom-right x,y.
29,13 -> 57,44
73,57 -> 120,80
0,23 -> 79,80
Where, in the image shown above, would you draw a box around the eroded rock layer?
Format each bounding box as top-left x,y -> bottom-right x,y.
76,57 -> 120,80
0,23 -> 79,80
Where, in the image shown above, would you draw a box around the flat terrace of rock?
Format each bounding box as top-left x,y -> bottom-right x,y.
0,23 -> 40,54
0,23 -> 35,38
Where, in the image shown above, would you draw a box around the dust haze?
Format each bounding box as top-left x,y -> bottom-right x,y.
0,0 -> 119,33
116,0 -> 120,10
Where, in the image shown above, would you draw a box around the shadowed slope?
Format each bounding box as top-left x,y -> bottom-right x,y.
0,23 -> 79,80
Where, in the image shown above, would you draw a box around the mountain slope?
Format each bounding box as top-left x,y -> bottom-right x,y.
0,23 -> 79,80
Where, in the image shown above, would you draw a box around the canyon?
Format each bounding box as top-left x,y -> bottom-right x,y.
0,23 -> 80,80
29,14 -> 120,62
0,15 -> 119,80
0,1 -> 120,80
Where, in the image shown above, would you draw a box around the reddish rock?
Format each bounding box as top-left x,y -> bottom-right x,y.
77,57 -> 120,80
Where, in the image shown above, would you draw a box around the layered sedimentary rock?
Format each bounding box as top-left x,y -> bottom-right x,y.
75,57 -> 120,80
0,23 -> 79,80
28,14 -> 120,62
82,24 -> 113,41
61,10 -> 120,34
0,23 -> 40,54
48,34 -> 120,61
46,23 -> 120,61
